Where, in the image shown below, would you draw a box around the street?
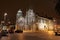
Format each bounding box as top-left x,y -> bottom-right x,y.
0,31 -> 60,40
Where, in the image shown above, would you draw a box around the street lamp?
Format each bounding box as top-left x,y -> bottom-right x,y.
4,13 -> 7,16
4,13 -> 7,24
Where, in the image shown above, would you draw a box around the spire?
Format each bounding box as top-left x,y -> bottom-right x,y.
18,9 -> 22,13
16,9 -> 23,19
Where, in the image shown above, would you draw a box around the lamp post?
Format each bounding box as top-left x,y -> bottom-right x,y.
4,13 -> 7,25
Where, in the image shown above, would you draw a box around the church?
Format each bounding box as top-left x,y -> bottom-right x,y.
15,9 -> 55,32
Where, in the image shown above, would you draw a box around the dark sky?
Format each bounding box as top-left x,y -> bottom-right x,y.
0,0 -> 59,24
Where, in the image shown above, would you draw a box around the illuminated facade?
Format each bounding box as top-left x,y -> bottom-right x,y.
16,9 -> 36,31
24,9 -> 35,30
37,17 -> 54,31
16,9 -> 54,31
16,9 -> 24,30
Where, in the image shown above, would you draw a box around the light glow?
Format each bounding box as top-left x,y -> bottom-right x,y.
4,13 -> 7,16
38,22 -> 44,30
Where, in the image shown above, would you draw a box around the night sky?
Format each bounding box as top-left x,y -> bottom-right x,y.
0,0 -> 59,24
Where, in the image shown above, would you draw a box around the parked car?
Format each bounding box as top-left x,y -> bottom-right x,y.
1,30 -> 8,36
15,30 -> 23,33
8,25 -> 15,33
1,25 -> 8,36
8,27 -> 14,33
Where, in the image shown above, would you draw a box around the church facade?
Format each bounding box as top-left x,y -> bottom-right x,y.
16,9 -> 55,32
